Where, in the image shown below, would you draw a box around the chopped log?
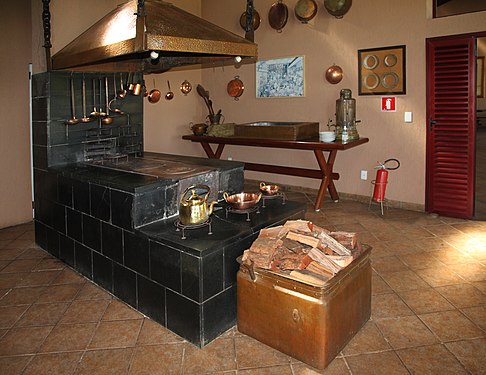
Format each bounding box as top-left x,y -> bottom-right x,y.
286,231 -> 320,248
242,249 -> 274,269
281,238 -> 308,254
306,261 -> 335,278
312,224 -> 330,236
299,254 -> 313,269
308,248 -> 342,275
289,269 -> 330,287
316,232 -> 352,256
327,255 -> 353,268
284,219 -> 313,233
259,226 -> 284,238
329,231 -> 358,250
248,238 -> 283,254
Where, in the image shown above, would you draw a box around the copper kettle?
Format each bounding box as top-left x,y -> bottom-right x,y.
179,185 -> 217,225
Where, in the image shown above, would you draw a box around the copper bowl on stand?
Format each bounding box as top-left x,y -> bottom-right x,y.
223,192 -> 262,210
259,182 -> 280,196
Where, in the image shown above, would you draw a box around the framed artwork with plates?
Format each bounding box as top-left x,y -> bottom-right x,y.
358,45 -> 406,95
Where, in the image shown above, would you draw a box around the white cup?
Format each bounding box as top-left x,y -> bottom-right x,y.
319,131 -> 336,142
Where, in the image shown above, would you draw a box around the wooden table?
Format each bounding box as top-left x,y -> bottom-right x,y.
182,135 -> 369,211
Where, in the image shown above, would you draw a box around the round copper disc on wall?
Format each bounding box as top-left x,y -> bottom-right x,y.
227,76 -> 245,100
268,0 -> 289,32
325,65 -> 343,84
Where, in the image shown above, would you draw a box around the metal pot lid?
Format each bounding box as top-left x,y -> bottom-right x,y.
240,9 -> 261,31
268,0 -> 289,33
324,0 -> 352,18
295,0 -> 318,23
227,76 -> 245,100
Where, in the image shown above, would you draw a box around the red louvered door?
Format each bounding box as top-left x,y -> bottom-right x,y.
426,37 -> 476,219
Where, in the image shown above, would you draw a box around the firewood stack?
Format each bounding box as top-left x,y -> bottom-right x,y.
241,220 -> 362,286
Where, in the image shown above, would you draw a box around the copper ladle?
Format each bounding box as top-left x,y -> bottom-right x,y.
65,78 -> 80,125
109,74 -> 124,115
117,73 -> 127,99
165,80 -> 174,100
101,77 -> 113,125
80,77 -> 94,123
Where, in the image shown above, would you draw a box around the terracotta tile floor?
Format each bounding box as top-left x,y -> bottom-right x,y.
1,193 -> 486,374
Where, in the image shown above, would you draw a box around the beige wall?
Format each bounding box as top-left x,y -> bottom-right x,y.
6,1 -> 486,228
0,0 -> 33,228
184,0 -> 485,208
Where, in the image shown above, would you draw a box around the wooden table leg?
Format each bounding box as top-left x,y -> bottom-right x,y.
313,149 -> 339,211
200,142 -> 225,159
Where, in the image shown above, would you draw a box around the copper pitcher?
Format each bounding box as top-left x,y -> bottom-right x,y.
179,185 -> 217,225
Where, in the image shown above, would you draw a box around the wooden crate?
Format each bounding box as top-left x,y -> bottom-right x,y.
234,122 -> 319,140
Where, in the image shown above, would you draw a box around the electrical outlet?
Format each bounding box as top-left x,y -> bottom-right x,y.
227,156 -> 233,161
360,170 -> 368,180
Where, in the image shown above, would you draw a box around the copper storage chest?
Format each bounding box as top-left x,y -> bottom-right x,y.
237,246 -> 371,370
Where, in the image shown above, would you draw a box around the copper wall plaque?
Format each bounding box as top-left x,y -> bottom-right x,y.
358,45 -> 406,95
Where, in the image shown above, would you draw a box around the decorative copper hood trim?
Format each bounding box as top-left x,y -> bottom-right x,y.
51,0 -> 257,73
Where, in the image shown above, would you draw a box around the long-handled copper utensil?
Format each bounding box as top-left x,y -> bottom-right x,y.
65,78 -> 80,125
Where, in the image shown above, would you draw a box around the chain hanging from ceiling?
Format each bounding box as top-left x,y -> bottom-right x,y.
245,0 -> 255,42
42,0 -> 52,71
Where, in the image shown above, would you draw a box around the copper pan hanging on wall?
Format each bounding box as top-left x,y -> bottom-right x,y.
268,0 -> 289,33
227,76 -> 245,101
294,0 -> 318,23
324,0 -> 352,18
240,9 -> 261,31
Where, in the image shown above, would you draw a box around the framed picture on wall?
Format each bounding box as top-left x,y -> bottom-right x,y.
477,56 -> 484,98
358,45 -> 406,95
256,56 -> 305,98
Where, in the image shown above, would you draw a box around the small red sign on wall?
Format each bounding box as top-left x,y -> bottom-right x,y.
381,97 -> 396,112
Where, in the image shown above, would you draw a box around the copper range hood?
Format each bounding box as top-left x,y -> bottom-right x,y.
51,0 -> 258,73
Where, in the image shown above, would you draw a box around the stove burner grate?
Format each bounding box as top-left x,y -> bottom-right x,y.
175,218 -> 212,240
261,192 -> 287,208
225,205 -> 260,222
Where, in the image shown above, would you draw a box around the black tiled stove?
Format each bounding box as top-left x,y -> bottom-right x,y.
32,72 -> 306,347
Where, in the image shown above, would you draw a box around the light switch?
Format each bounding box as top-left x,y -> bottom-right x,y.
404,112 -> 413,123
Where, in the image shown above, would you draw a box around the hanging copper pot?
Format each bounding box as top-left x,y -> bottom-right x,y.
268,0 -> 288,33
294,0 -> 318,23
240,9 -> 261,31
325,65 -> 343,84
324,0 -> 352,18
227,76 -> 245,101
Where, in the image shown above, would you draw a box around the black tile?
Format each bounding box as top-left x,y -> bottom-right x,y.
44,171 -> 59,202
34,199 -> 52,227
181,253 -> 200,302
45,226 -> 60,258
73,180 -> 90,214
123,231 -> 150,277
66,208 -> 83,242
101,222 -> 123,263
52,203 -> 66,235
202,285 -> 237,346
166,289 -> 201,346
111,190 -> 133,230
33,145 -> 48,170
113,263 -> 137,308
224,233 -> 258,288
149,241 -> 181,292
82,215 -> 101,253
137,275 -> 165,325
90,184 -> 110,222
32,121 -> 48,146
34,220 -> 47,249
58,175 -> 73,207
75,242 -> 93,279
93,252 -> 113,292
32,97 -> 48,122
59,234 -> 75,268
202,250 -> 224,301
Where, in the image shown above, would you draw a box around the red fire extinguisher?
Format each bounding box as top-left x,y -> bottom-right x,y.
372,159 -> 400,202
